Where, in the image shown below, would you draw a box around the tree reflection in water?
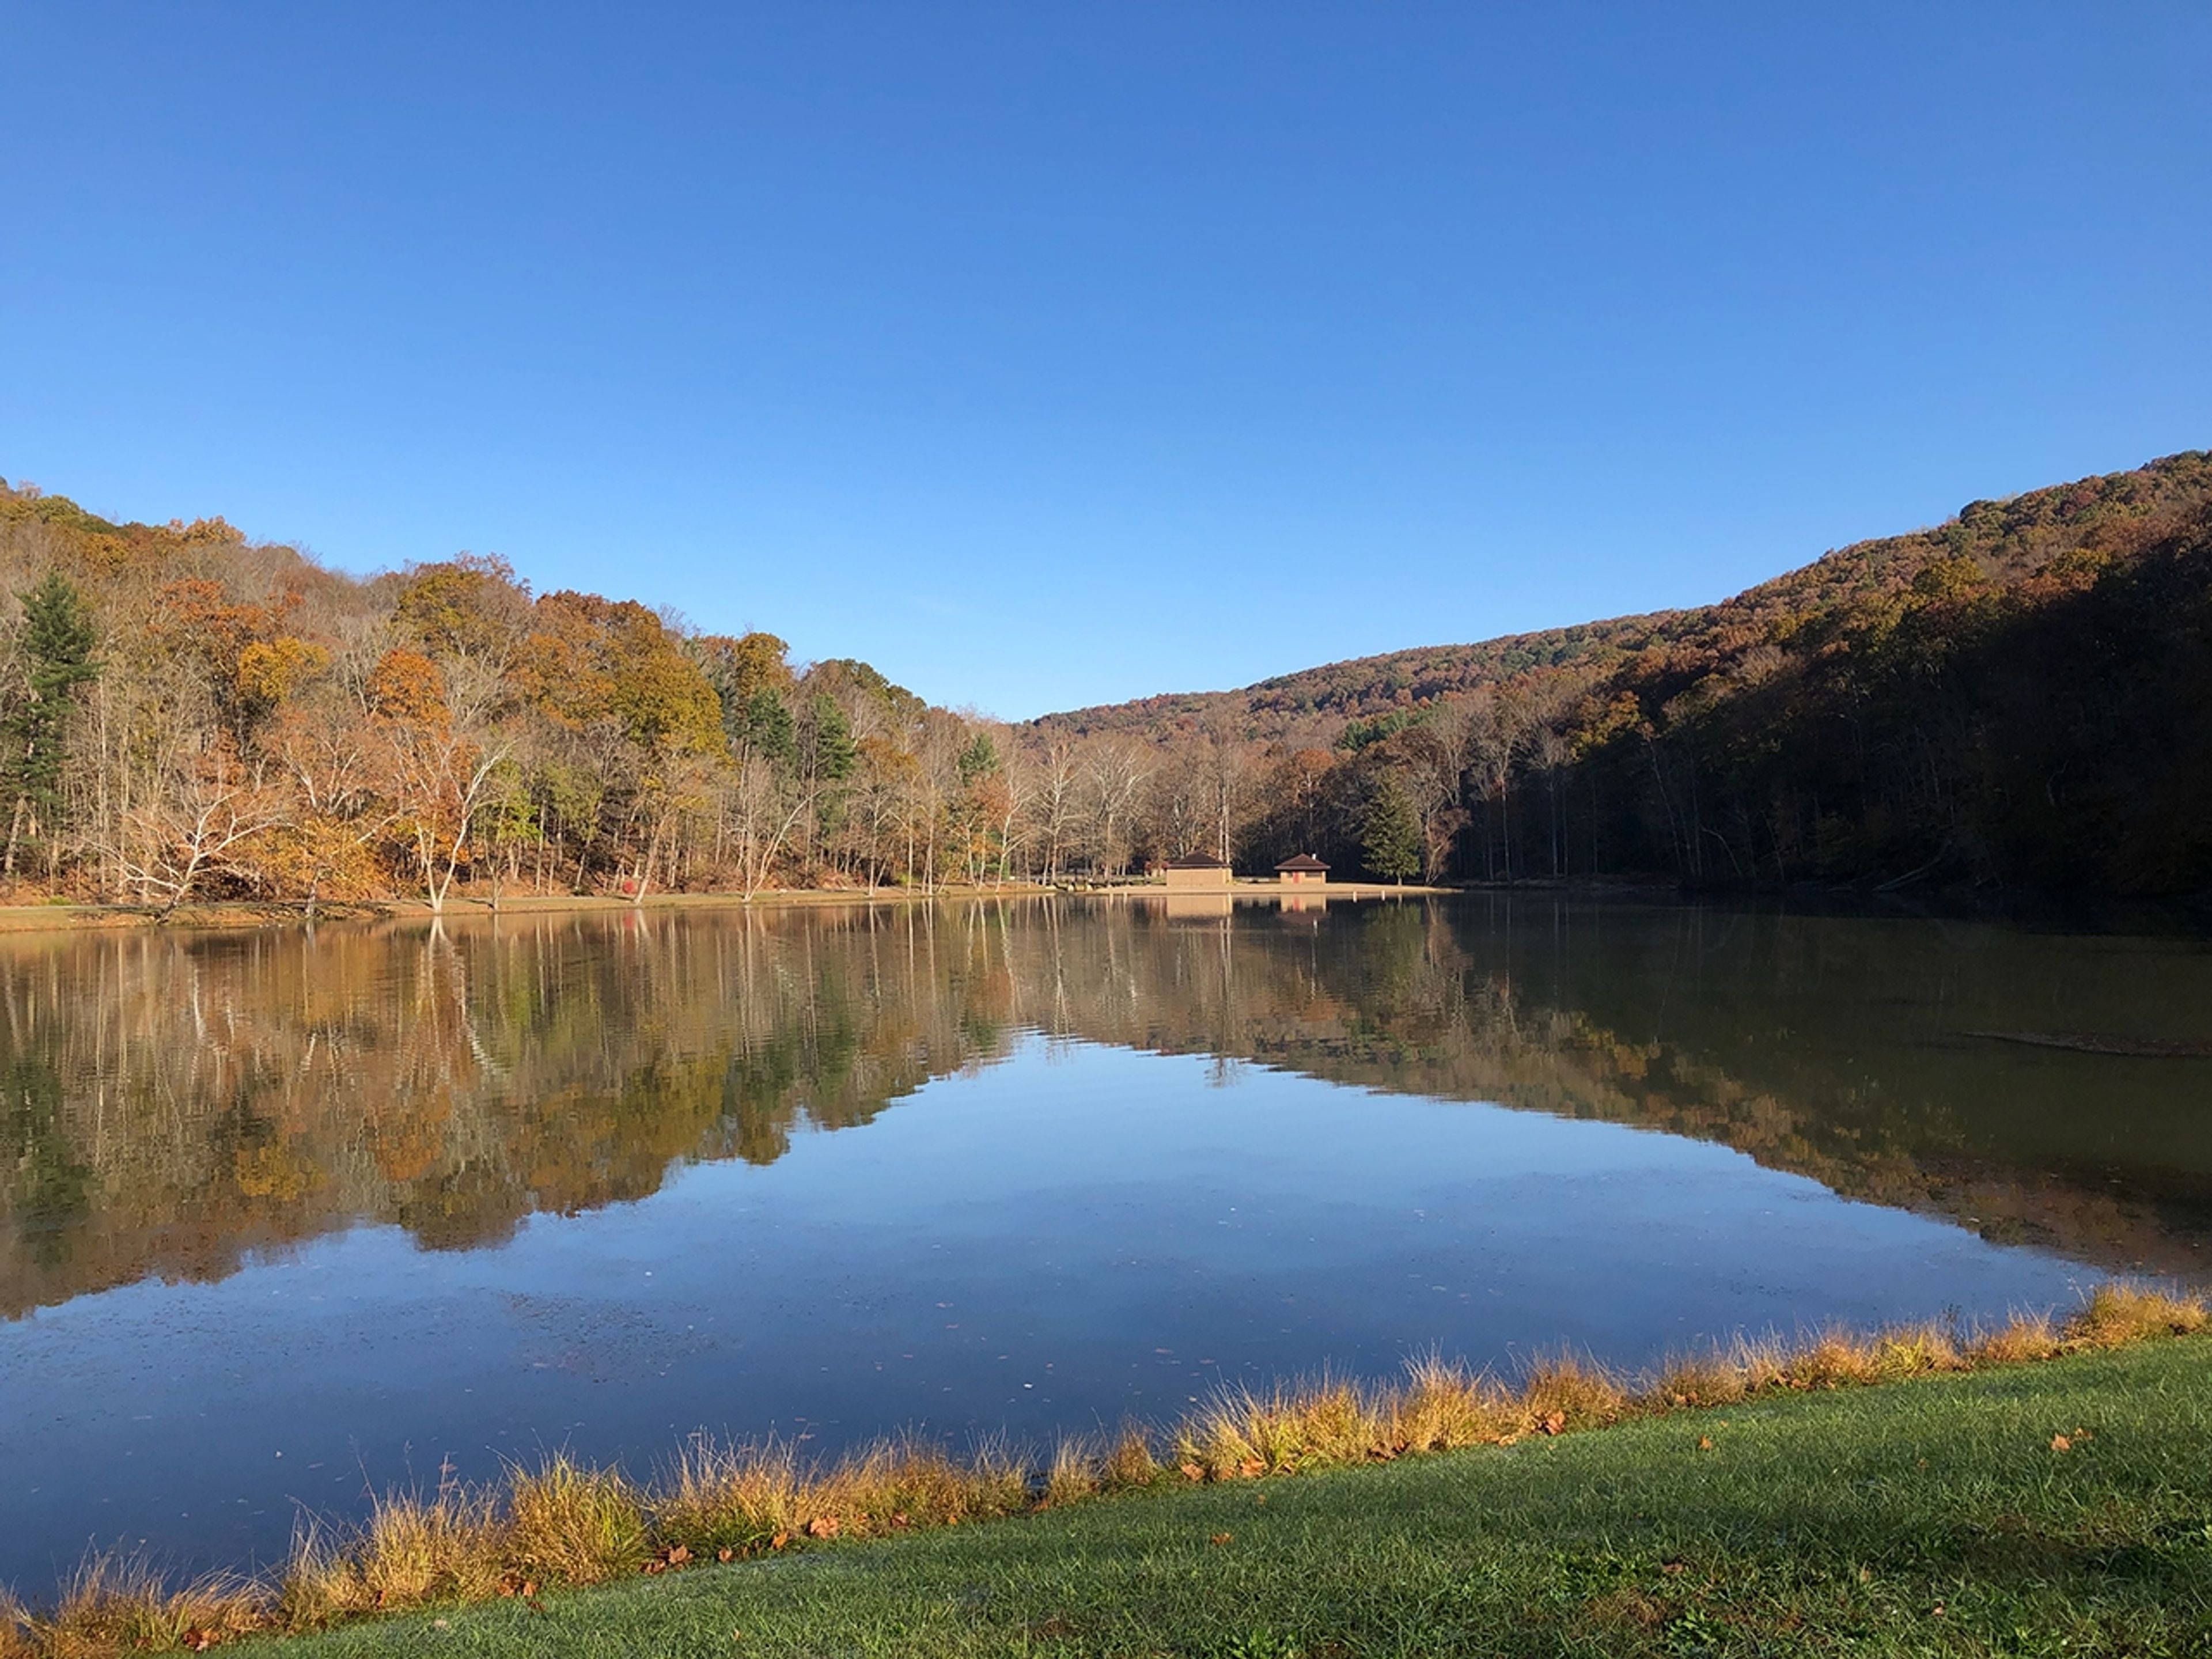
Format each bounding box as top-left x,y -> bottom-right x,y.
3,896 -> 2208,1319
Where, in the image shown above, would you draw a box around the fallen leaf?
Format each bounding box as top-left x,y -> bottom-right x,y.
1661,1559 -> 1686,1577
1238,1457 -> 1267,1479
1540,1412 -> 1566,1436
1697,1436 -> 1713,1451
181,1631 -> 218,1653
2051,1434 -> 2072,1452
717,1547 -> 734,1563
521,1580 -> 539,1599
1180,1462 -> 1206,1482
1209,1532 -> 1233,1546
770,1531 -> 790,1551
804,1516 -> 841,1539
641,1559 -> 667,1575
665,1544 -> 692,1566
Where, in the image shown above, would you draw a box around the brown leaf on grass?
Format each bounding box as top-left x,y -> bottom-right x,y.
1697,1436 -> 1714,1451
804,1516 -> 841,1539
664,1544 -> 692,1566
717,1547 -> 735,1563
889,1512 -> 911,1530
1209,1532 -> 1233,1546
640,1559 -> 667,1575
181,1631 -> 219,1653
2051,1434 -> 2072,1452
1180,1463 -> 1206,1482
770,1531 -> 791,1551
1238,1458 -> 1267,1479
1661,1559 -> 1686,1577
1540,1412 -> 1566,1436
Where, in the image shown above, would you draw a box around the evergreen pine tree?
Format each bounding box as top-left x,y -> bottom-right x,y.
4,571 -> 100,877
1361,774 -> 1422,885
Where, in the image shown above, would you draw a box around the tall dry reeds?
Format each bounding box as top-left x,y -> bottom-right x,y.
3,1281 -> 2203,1657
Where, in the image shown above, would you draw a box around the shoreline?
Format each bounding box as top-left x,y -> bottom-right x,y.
3,1283 -> 2202,1654
0,880 -> 1459,937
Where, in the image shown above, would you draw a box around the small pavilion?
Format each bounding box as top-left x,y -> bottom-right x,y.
1275,853 -> 1330,887
1160,853 -> 1233,890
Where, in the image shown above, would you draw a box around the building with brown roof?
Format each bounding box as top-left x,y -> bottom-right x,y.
1275,853 -> 1330,887
1160,853 -> 1233,890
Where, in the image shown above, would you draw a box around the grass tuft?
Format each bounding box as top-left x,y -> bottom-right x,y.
1043,1437 -> 1101,1508
656,1436 -> 799,1555
2067,1282 -> 2207,1347
1387,1353 -> 1516,1451
1520,1351 -> 1627,1430
1097,1427 -> 1160,1493
1966,1309 -> 2063,1365
1178,1374 -> 1382,1479
507,1455 -> 648,1586
32,1556 -> 263,1657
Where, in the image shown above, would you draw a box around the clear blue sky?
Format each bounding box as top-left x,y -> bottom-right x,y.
3,4 -> 2207,718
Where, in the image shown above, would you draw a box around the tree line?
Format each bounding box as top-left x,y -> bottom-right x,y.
3,450 -> 2209,907
1049,449 -> 2212,897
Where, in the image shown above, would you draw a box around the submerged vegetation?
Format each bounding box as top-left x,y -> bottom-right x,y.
2,1286 -> 2202,1656
3,450 -> 2211,904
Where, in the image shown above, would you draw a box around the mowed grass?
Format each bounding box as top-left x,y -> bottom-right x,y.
248,1334 -> 2212,1659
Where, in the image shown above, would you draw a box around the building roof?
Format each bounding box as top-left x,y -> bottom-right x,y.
1164,853 -> 1231,869
1275,853 -> 1331,872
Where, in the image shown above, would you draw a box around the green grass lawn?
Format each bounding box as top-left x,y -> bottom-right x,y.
261,1339 -> 2212,1658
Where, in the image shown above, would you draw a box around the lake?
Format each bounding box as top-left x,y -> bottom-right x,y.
1,894 -> 2207,1592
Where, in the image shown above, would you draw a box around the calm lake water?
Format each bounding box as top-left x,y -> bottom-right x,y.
2,895 -> 2208,1591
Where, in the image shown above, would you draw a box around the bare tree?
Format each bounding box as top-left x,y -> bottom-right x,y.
109,739 -> 287,915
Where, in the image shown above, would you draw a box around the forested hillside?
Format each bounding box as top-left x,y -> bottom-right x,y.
1037,450 -> 2212,896
0,482 -> 1009,907
1,450 -> 2208,907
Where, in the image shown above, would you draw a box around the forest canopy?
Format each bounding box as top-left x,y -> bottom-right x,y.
1,449 -> 2209,907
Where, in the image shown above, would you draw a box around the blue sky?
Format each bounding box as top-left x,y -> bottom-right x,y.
2,4 -> 2207,718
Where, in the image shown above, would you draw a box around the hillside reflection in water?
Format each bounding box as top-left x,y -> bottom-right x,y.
0,896 -> 2206,1587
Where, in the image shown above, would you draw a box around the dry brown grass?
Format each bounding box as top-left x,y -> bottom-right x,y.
26,1558 -> 264,1659
7,1279 -> 2205,1656
506,1456 -> 648,1586
1098,1426 -> 1160,1492
1387,1354 -> 1518,1452
1521,1352 -> 1629,1430
1043,1437 -> 1102,1508
2069,1281 -> 2209,1347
